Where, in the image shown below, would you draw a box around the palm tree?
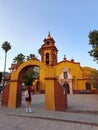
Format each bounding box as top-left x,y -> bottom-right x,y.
26,54 -> 36,60
1,41 -> 11,87
26,54 -> 39,61
13,53 -> 25,65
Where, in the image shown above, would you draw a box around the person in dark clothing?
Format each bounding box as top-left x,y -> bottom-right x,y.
24,86 -> 32,113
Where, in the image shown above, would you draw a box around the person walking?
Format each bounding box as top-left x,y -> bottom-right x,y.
24,86 -> 32,113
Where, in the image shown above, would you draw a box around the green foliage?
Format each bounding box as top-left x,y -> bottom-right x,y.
13,53 -> 25,65
89,70 -> 98,89
88,30 -> 98,61
23,68 -> 35,86
26,54 -> 39,61
13,53 -> 39,65
12,53 -> 40,86
1,41 -> 11,85
1,41 -> 11,53
26,54 -> 36,60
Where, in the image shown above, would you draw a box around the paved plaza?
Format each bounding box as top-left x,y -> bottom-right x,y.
0,94 -> 98,130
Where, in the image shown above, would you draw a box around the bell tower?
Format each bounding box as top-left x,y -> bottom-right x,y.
39,33 -> 58,65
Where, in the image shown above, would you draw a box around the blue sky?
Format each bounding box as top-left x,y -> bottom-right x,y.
0,0 -> 98,72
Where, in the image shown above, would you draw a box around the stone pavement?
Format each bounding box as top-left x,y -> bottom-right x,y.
0,94 -> 98,130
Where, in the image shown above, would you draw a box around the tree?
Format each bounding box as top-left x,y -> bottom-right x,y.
89,69 -> 98,90
13,53 -> 25,65
23,67 -> 35,86
26,54 -> 39,61
88,30 -> 98,62
26,54 -> 35,60
1,41 -> 11,86
12,53 -> 39,86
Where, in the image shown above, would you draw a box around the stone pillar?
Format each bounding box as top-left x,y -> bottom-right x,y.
8,80 -> 22,108
45,66 -> 67,111
69,80 -> 73,94
1,83 -> 10,107
7,80 -> 18,108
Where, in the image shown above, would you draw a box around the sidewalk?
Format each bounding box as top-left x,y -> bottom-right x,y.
0,94 -> 98,126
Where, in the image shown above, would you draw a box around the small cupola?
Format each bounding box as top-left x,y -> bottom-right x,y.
71,58 -> 74,62
63,55 -> 67,61
43,32 -> 55,46
47,32 -> 51,39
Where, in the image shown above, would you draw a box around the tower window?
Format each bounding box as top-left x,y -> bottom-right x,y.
47,41 -> 50,45
46,53 -> 49,65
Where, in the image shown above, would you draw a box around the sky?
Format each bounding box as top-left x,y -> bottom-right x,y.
0,0 -> 98,72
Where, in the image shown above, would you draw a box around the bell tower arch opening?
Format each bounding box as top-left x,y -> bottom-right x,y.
46,53 -> 49,65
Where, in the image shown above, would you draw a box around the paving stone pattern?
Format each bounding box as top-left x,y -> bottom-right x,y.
0,94 -> 98,130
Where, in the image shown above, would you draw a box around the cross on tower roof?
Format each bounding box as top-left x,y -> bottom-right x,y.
47,32 -> 51,39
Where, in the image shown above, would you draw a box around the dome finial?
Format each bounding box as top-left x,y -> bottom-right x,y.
63,55 -> 66,61
47,32 -> 51,39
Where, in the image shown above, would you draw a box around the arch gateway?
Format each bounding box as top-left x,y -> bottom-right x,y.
2,59 -> 67,111
8,60 -> 46,108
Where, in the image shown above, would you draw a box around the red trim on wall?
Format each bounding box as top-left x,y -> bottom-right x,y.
10,80 -> 23,82
1,84 -> 10,107
44,77 -> 57,80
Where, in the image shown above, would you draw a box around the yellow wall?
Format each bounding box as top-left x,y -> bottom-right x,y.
55,61 -> 83,79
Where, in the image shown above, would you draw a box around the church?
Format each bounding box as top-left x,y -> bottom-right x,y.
38,33 -> 97,94
5,33 -> 98,95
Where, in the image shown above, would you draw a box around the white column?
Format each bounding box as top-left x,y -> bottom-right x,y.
69,80 -> 73,94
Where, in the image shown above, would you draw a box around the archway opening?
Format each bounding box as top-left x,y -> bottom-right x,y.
63,82 -> 70,94
17,65 -> 40,107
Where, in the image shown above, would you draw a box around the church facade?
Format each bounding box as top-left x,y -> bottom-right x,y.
38,33 -> 97,94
